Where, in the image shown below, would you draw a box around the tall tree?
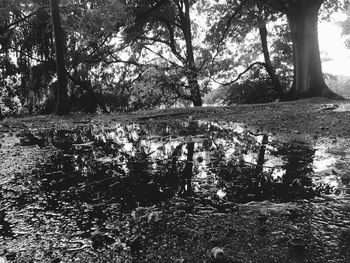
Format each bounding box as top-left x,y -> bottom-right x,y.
179,0 -> 202,106
50,0 -> 70,114
125,0 -> 204,106
205,0 -> 288,100
207,0 -> 344,101
267,0 -> 342,100
1,0 -> 130,114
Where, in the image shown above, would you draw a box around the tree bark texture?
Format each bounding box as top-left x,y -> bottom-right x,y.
259,23 -> 284,97
285,0 -> 341,100
187,70 -> 202,106
181,0 -> 202,106
50,0 -> 70,115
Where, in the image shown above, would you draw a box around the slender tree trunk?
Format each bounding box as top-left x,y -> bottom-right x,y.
50,0 -> 70,115
284,0 -> 341,100
0,107 -> 3,120
259,23 -> 284,97
182,0 -> 202,106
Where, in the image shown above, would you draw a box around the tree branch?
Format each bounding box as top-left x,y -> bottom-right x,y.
74,32 -> 112,62
201,0 -> 248,75
164,21 -> 186,64
6,6 -> 47,29
212,61 -> 266,86
136,41 -> 184,68
6,44 -> 46,63
215,0 -> 248,53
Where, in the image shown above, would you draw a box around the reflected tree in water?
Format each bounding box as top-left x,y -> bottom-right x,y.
19,120 -> 334,239
275,142 -> 315,200
179,142 -> 195,196
213,135 -> 318,202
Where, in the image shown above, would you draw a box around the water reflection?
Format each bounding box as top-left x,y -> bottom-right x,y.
2,119 -> 348,242
313,145 -> 350,196
32,120 -> 344,211
272,142 -> 316,200
0,210 -> 13,237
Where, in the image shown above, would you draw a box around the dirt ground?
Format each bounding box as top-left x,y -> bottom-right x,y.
1,98 -> 350,263
2,97 -> 350,139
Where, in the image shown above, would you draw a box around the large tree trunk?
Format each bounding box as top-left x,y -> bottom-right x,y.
285,0 -> 341,100
187,70 -> 202,106
259,23 -> 284,97
50,0 -> 70,115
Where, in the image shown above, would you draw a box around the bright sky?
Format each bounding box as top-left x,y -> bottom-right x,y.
319,15 -> 350,76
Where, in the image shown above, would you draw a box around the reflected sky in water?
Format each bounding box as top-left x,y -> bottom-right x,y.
2,119 -> 348,241
31,119 -> 350,210
84,120 -> 349,201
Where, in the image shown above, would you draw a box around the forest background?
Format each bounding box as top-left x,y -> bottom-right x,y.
1,0 -> 350,116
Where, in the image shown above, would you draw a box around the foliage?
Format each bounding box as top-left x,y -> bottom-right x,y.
128,66 -> 183,110
0,0 -> 348,114
340,3 -> 350,49
204,0 -> 294,101
205,73 -> 280,106
269,18 -> 293,85
0,0 -> 133,114
225,72 -> 280,105
121,0 -> 211,106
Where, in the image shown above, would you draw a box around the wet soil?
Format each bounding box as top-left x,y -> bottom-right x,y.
1,98 -> 350,263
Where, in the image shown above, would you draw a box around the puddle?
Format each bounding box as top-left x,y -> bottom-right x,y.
334,103 -> 350,112
21,121 -> 350,205
2,120 -> 350,243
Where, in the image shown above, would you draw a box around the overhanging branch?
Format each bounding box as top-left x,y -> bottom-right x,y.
136,41 -> 184,68
212,61 -> 266,86
6,6 -> 47,29
164,21 -> 186,64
